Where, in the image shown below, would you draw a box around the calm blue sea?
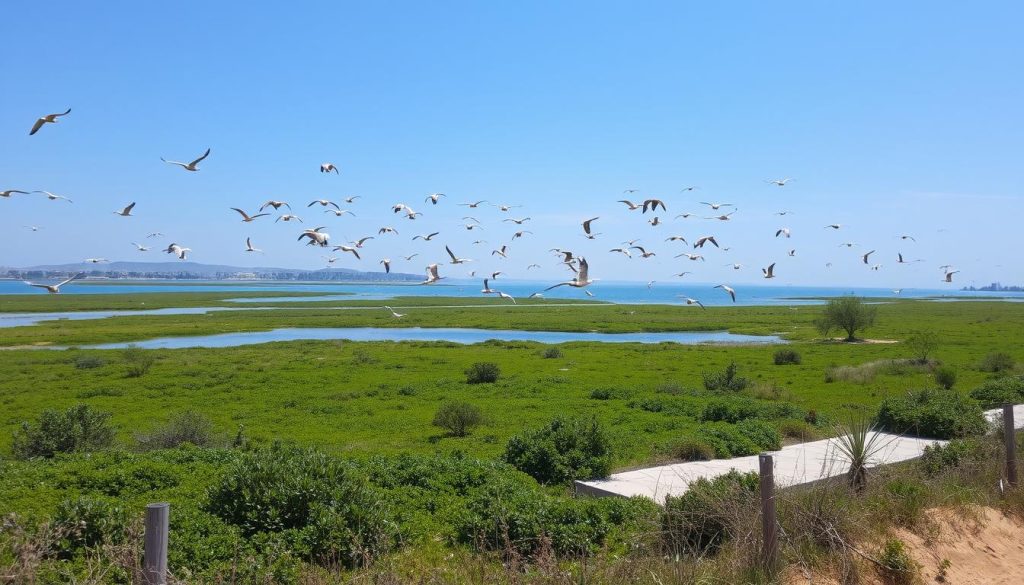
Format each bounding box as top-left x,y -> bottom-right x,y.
0,279 -> 1019,307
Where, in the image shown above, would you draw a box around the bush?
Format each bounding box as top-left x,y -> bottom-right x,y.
776,419 -> 819,441
694,421 -> 779,458
876,388 -> 987,439
700,396 -> 802,423
53,496 -> 128,557
879,538 -> 918,585
969,375 -> 1024,408
702,362 -> 749,393
662,471 -> 759,555
206,446 -> 393,568
465,362 -> 500,384
541,347 -> 563,359
137,411 -> 219,450
432,402 -> 483,437
502,417 -> 614,484
664,438 -> 716,462
122,345 -> 155,377
589,388 -> 614,400
816,296 -> 876,341
905,330 -> 938,363
934,366 -> 957,389
397,385 -> 417,396
74,355 -> 105,370
12,404 -> 115,459
773,348 -> 802,365
979,352 -> 1015,373
920,439 -> 977,476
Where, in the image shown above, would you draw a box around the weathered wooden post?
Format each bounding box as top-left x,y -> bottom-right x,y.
759,453 -> 778,570
143,503 -> 169,585
1006,404 -> 1018,488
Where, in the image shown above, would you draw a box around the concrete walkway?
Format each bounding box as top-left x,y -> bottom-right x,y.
576,405 -> 1023,503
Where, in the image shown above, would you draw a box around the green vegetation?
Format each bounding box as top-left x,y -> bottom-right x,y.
979,351 -> 1015,373
432,401 -> 483,437
970,375 -> 1024,408
12,404 -> 115,459
816,296 -> 877,341
876,388 -> 988,439
465,361 -> 501,384
934,365 -> 957,389
502,417 -> 614,484
773,347 -> 802,365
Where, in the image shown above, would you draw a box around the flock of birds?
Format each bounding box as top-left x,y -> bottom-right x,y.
9,108 -> 964,311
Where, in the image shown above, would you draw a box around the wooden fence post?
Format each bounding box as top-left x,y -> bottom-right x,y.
144,503 -> 169,585
759,453 -> 778,570
1006,404 -> 1018,488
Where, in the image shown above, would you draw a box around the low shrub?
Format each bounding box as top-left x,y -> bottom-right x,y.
53,496 -> 128,557
879,538 -> 918,585
465,362 -> 500,384
773,348 -> 802,365
662,470 -> 759,556
702,362 -> 749,393
502,417 -> 614,484
969,375 -> 1024,408
589,388 -> 614,400
979,351 -> 1015,373
12,404 -> 115,459
700,396 -> 802,423
74,355 -> 105,370
934,366 -> 957,389
206,446 -> 393,568
776,419 -> 819,441
541,347 -> 563,359
432,402 -> 483,437
122,345 -> 155,378
876,388 -> 987,439
663,438 -> 716,462
397,385 -> 417,396
137,411 -> 219,450
881,478 -> 929,528
693,421 -> 779,458
919,439 -> 977,476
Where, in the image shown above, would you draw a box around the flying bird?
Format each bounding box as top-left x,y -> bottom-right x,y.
446,245 -> 471,264
161,148 -> 211,171
629,246 -> 656,259
496,291 -> 516,304
511,230 -> 532,240
113,202 -> 136,217
24,272 -> 85,294
308,199 -> 341,210
715,284 -> 736,303
402,254 -> 419,261
425,193 -> 445,204
2,190 -> 30,198
352,236 -> 374,248
299,227 -> 331,247
34,191 -> 72,203
824,224 -> 842,230
276,214 -> 303,223
459,200 -> 488,208
260,200 -> 291,211
675,213 -> 695,219
164,243 -> 190,259
344,196 -> 361,204
146,232 -> 163,238
618,200 -> 641,210
544,257 -> 593,291
642,199 -> 666,213
231,208 -> 269,222
331,245 -> 361,259
582,217 -> 599,236
609,247 -> 631,258
245,237 -> 261,253
648,216 -> 662,226
679,297 -> 705,309
680,186 -> 698,192
83,258 -> 108,264
29,108 -> 71,135
665,235 -> 688,243
943,270 -> 959,283
694,235 -> 719,249
862,250 -> 875,264
706,212 -> 735,221
899,235 -> 916,242
762,263 -> 776,279
131,242 -> 149,251
775,228 -> 791,238
412,232 -> 440,241
491,245 -> 509,258
676,253 -> 705,261
384,305 -> 405,318
700,202 -> 732,210
379,258 -> 391,273
481,278 -> 496,294
324,209 -> 356,217
766,178 -> 794,187
422,264 -> 442,284
320,163 -> 340,174
378,226 -> 399,235
503,217 -> 531,225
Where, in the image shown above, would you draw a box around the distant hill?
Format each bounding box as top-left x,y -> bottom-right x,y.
1,261 -> 420,282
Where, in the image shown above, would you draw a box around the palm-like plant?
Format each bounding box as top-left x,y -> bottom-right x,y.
833,416 -> 890,492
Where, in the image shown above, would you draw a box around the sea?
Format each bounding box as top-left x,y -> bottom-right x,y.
0,279 -> 1019,307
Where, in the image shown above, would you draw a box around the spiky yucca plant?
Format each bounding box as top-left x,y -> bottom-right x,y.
833,416 -> 889,492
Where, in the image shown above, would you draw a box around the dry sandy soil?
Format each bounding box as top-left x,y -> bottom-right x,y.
785,506 -> 1024,585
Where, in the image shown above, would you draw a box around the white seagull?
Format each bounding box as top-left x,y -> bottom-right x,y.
34,191 -> 73,203
384,305 -> 405,318
446,245 -> 471,264
320,163 -> 340,174
231,208 -> 269,222
715,284 -> 736,303
24,272 -> 85,294
260,200 -> 291,211
544,257 -> 594,291
245,237 -> 261,253
161,148 -> 211,171
113,202 -> 136,217
29,108 -> 71,135
422,264 -> 442,284
165,243 -> 190,259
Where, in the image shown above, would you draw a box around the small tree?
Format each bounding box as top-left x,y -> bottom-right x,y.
465,362 -> 500,384
432,402 -> 483,437
816,296 -> 877,342
905,330 -> 938,363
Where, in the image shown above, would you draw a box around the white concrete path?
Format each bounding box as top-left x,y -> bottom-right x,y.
576,405 -> 1023,503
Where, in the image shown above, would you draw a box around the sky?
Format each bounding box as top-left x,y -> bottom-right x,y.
2,1 -> 1022,289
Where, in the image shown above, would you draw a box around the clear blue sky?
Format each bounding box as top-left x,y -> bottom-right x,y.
2,1 -> 1021,288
